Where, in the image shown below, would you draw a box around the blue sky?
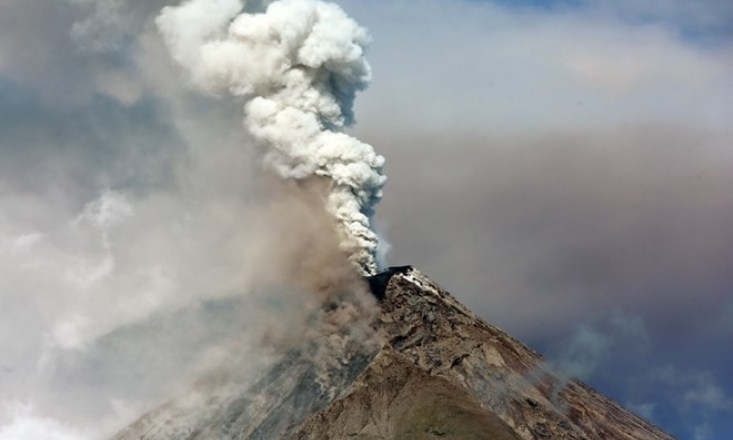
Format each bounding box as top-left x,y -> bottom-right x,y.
0,0 -> 732,439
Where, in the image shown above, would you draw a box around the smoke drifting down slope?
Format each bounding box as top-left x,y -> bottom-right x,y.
157,0 -> 386,275
112,267 -> 678,440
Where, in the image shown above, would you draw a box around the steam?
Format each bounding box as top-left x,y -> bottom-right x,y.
0,1 -> 387,438
156,0 -> 386,275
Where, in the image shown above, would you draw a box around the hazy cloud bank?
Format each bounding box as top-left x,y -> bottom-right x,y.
1,0 -> 732,439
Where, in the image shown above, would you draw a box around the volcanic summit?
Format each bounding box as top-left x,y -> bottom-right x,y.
111,267 -> 676,440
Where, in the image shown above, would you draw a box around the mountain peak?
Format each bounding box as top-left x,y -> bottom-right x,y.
112,267 -> 677,440
368,266 -> 676,440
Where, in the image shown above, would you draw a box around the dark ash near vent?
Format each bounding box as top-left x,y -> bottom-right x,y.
365,265 -> 413,300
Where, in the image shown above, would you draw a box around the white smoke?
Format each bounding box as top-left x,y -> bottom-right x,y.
156,0 -> 386,275
0,404 -> 86,440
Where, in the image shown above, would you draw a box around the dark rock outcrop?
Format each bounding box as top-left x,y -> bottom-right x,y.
366,265 -> 413,301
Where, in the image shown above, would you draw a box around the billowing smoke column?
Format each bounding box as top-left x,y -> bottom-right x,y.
157,0 -> 386,275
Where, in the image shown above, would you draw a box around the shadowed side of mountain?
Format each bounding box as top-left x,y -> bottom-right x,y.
111,348 -> 374,440
110,295 -> 381,440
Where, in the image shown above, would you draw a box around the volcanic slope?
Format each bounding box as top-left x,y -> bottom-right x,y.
111,267 -> 677,440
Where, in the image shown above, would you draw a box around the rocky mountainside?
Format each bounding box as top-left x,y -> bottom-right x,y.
111,267 -> 677,440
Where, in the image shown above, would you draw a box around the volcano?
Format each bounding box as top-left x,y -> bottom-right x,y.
111,267 -> 676,440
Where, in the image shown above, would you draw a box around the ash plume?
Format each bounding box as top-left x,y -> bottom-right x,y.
156,0 -> 386,275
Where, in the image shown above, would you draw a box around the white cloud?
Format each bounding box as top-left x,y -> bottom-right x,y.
683,377 -> 732,411
552,309 -> 650,380
583,0 -> 733,35
626,401 -> 657,421
561,33 -> 723,94
658,367 -> 733,410
75,190 -> 133,232
0,404 -> 89,440
92,67 -> 145,106
339,0 -> 733,134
